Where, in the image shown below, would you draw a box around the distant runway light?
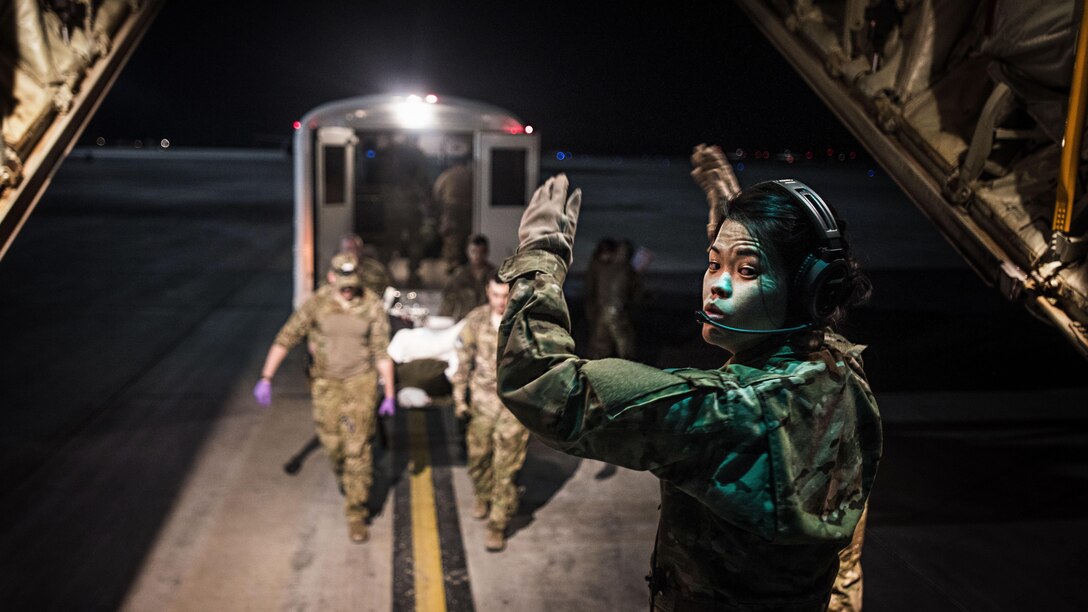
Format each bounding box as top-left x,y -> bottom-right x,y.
293,120 -> 301,130
407,94 -> 422,103
160,139 -> 170,149
805,150 -> 813,160
556,152 -> 566,161
565,151 -> 573,160
525,125 -> 534,134
736,162 -> 745,171
366,149 -> 376,158
735,147 -> 744,158
826,148 -> 834,157
95,136 -> 105,146
134,140 -> 143,149
424,94 -> 438,104
849,151 -> 857,160
867,169 -> 875,177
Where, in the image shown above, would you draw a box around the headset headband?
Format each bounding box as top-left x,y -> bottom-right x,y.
760,179 -> 843,254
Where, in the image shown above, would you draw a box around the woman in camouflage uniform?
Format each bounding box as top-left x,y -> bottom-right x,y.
496,167 -> 881,610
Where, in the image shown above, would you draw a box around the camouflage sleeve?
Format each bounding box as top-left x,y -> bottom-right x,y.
497,250 -> 769,472
369,298 -> 390,362
452,314 -> 477,405
273,296 -> 317,350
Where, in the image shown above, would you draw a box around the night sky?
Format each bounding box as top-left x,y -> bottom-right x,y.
84,1 -> 860,156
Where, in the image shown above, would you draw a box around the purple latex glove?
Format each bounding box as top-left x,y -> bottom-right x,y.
378,397 -> 396,417
253,379 -> 272,406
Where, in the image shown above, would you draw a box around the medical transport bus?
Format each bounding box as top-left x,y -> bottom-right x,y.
292,94 -> 540,306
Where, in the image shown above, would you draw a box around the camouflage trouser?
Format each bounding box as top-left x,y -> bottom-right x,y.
466,404 -> 530,531
310,372 -> 378,521
828,505 -> 868,611
588,312 -> 636,360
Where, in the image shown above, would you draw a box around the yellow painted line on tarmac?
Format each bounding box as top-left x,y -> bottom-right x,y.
408,410 -> 447,612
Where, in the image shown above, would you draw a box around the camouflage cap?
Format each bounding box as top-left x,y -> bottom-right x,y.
330,253 -> 362,289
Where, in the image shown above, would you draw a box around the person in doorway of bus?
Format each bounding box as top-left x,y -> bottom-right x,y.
451,272 -> 527,552
495,163 -> 881,609
253,253 -> 397,544
433,158 -> 474,273
586,238 -> 643,360
339,233 -> 392,297
439,234 -> 497,321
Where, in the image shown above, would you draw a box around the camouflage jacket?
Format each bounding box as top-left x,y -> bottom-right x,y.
497,251 -> 882,609
274,285 -> 390,380
439,262 -> 497,321
452,304 -> 504,417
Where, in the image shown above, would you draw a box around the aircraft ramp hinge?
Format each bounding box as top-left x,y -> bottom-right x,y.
1051,231 -> 1087,264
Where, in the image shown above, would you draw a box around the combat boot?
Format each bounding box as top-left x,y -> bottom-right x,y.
472,499 -> 489,520
485,527 -> 505,552
348,519 -> 369,544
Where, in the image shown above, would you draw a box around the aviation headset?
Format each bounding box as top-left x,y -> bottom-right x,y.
695,178 -> 848,334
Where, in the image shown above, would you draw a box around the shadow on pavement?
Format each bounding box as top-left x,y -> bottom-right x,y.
508,438 -> 582,537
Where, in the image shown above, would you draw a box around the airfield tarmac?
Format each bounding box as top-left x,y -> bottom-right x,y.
0,148 -> 1085,610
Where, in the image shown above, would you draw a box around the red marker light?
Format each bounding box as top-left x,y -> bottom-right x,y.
292,121 -> 301,130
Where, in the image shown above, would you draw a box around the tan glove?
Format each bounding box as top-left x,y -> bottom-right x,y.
455,402 -> 469,419
517,174 -> 583,265
690,144 -> 741,242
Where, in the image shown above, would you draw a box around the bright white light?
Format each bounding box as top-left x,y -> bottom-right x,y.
160,139 -> 170,149
395,97 -> 433,128
525,125 -> 534,134
424,94 -> 438,104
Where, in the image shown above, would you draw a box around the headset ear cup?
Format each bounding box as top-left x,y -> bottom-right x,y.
795,254 -> 848,321
809,258 -> 849,320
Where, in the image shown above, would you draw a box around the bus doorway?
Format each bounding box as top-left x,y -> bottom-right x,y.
294,94 -> 538,307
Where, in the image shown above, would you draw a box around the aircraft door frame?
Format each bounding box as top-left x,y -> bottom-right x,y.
474,132 -> 540,261
315,126 -> 357,279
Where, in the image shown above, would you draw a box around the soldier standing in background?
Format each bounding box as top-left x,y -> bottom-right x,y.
253,253 -> 397,544
452,273 -> 528,552
587,238 -> 641,359
339,233 -> 392,297
433,158 -> 474,273
439,234 -> 496,321
584,237 -> 616,347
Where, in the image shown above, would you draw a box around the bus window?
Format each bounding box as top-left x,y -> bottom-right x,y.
323,145 -> 347,206
490,148 -> 527,208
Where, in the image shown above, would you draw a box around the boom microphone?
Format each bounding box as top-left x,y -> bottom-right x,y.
694,310 -> 812,335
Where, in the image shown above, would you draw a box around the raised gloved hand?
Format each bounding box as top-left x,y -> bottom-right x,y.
455,402 -> 469,419
253,379 -> 272,406
517,173 -> 583,265
378,397 -> 396,417
690,144 -> 741,241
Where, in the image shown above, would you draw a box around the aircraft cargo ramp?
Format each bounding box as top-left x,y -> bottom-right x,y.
1,0 -> 164,260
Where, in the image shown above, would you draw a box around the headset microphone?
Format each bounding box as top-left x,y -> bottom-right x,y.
694,310 -> 812,335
